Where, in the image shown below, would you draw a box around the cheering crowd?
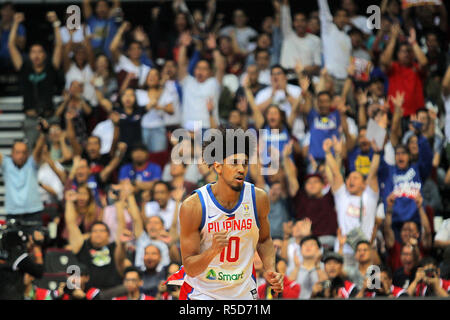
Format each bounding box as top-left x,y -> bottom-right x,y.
0,0 -> 450,299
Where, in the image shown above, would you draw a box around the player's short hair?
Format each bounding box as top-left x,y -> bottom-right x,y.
202,125 -> 256,168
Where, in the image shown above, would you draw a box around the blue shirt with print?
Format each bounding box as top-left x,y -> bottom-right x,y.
307,109 -> 341,161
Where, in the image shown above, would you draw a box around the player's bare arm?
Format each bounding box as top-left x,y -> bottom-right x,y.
255,187 -> 283,293
180,193 -> 228,277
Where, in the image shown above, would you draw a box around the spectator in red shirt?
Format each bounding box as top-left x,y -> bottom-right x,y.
380,24 -> 428,117
407,257 -> 450,297
360,266 -> 409,298
258,257 -> 300,299
286,171 -> 337,250
384,192 -> 432,272
113,266 -> 155,300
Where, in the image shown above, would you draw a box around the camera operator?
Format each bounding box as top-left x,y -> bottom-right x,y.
407,256 -> 450,297
0,118 -> 49,227
0,229 -> 45,300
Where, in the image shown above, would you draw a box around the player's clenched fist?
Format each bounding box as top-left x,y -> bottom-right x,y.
211,230 -> 229,254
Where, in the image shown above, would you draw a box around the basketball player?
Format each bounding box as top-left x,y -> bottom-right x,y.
178,127 -> 283,300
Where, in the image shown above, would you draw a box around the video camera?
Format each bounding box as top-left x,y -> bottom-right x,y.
0,219 -> 48,261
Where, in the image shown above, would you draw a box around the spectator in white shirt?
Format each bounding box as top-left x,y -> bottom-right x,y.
254,64 -> 301,117
110,21 -> 150,91
144,181 -> 179,232
136,68 -> 176,153
318,0 -> 352,91
323,137 -> 380,271
219,9 -> 258,54
240,49 -> 271,86
280,0 -> 322,76
435,218 -> 450,249
177,32 -> 226,130
341,0 -> 372,36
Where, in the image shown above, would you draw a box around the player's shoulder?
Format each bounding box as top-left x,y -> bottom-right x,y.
253,185 -> 269,202
180,189 -> 204,216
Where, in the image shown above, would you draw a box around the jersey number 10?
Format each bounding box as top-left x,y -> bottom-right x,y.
219,237 -> 240,263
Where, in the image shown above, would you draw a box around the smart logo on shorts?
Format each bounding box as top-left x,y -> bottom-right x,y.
206,269 -> 217,280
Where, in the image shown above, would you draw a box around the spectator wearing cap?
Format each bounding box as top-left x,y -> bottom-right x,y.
113,266 -> 155,300
284,169 -> 338,250
288,235 -> 325,299
118,143 -> 162,193
279,0 -> 321,76
312,252 -> 358,299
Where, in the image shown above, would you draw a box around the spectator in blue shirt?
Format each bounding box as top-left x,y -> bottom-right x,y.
0,121 -> 47,224
306,91 -> 341,162
378,135 -> 433,239
82,0 -> 121,56
347,126 -> 374,177
0,2 -> 26,70
119,143 -> 162,193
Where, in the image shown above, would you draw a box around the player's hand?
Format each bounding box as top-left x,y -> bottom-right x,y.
211,230 -> 228,254
266,271 -> 283,295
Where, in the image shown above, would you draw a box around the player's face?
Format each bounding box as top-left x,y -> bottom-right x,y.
218,154 -> 249,192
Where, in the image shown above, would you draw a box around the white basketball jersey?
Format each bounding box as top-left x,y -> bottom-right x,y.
184,181 -> 260,300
